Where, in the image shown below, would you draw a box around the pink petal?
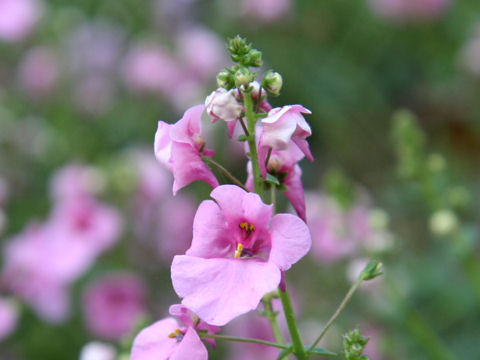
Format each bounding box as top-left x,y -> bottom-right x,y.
187,200 -> 231,259
170,327 -> 208,360
292,138 -> 314,162
242,192 -> 273,230
210,184 -> 248,222
171,256 -> 281,326
171,142 -> 219,195
269,214 -> 311,271
260,115 -> 297,150
226,120 -> 238,138
283,165 -> 306,222
170,105 -> 205,144
131,318 -> 178,360
154,121 -> 173,171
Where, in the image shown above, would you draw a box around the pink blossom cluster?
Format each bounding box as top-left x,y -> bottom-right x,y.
1,164 -> 122,323
306,192 -> 393,265
131,44 -> 315,355
0,0 -> 43,43
367,0 -> 451,21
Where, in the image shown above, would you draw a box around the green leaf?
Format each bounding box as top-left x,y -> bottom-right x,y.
237,134 -> 248,142
265,173 -> 280,186
307,347 -> 337,357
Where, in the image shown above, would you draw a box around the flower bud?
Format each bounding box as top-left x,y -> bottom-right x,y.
205,88 -> 243,122
216,69 -> 233,89
234,67 -> 254,87
360,260 -> 383,281
244,49 -> 263,67
263,70 -> 283,96
343,328 -> 370,360
429,209 -> 458,237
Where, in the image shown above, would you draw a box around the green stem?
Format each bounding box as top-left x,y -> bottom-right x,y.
262,296 -> 286,345
244,90 -> 262,195
202,156 -> 248,191
461,251 -> 480,302
200,333 -> 288,350
308,275 -> 363,352
279,285 -> 307,360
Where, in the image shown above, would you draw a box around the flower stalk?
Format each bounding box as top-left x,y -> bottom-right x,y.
279,286 -> 307,360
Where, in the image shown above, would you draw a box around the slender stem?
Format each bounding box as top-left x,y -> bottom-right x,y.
238,117 -> 250,137
262,297 -> 285,345
279,286 -> 307,360
244,91 -> 263,195
308,276 -> 363,352
200,333 -> 288,350
265,147 -> 273,168
202,156 -> 248,191
270,185 -> 276,211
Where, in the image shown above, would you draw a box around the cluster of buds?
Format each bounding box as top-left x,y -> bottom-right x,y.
343,328 -> 370,360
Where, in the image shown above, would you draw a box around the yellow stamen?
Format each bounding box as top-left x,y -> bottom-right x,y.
168,328 -> 182,338
234,243 -> 244,259
239,222 -> 255,232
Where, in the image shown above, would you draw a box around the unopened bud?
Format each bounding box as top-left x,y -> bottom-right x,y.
234,67 -> 254,87
205,88 -> 242,122
360,260 -> 383,281
216,69 -> 233,89
429,209 -> 458,237
343,328 -> 370,360
263,70 -> 283,96
244,49 -> 263,67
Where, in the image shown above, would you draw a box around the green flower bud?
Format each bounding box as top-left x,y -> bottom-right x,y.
244,49 -> 263,67
263,70 -> 283,96
360,260 -> 383,281
343,329 -> 370,360
216,69 -> 234,89
234,67 -> 254,87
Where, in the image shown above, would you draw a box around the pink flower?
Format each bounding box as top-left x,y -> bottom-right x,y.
368,0 -> 451,21
205,88 -> 243,123
83,273 -> 147,340
0,298 -> 18,341
242,0 -> 291,22
17,46 -> 59,98
171,184 -> 311,326
0,0 -> 43,43
121,43 -> 181,95
49,164 -> 105,201
131,304 -> 219,360
261,105 -> 313,161
154,104 -> 219,194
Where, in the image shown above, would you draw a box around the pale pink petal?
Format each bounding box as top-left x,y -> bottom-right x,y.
242,192 -> 273,230
131,318 -> 178,360
154,121 -> 173,171
170,327 -> 208,360
171,142 -> 219,195
170,105 -> 205,144
283,165 -> 306,222
292,138 -> 314,161
261,116 -> 297,150
187,200 -> 231,259
0,298 -> 17,341
226,120 -> 238,138
171,256 -> 281,326
210,184 -> 248,222
269,214 -> 311,271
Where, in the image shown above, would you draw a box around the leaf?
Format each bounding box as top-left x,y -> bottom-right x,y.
265,173 -> 280,186
237,134 -> 248,142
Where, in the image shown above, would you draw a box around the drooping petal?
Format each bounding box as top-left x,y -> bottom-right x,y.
171,256 -> 281,326
170,327 -> 208,360
260,114 -> 297,150
283,165 -> 306,222
154,121 -> 173,171
226,119 -> 238,138
268,214 -> 311,271
187,200 -> 231,259
171,142 -> 219,195
131,318 -> 178,360
292,138 -> 314,162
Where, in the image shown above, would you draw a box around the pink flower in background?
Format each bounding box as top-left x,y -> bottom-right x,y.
50,164 -> 105,201
73,74 -> 115,116
368,0 -> 451,21
306,193 -> 358,264
122,43 -> 181,95
176,27 -> 226,81
83,273 -> 147,340
261,105 -> 314,161
79,342 -> 117,360
0,0 -> 43,42
242,0 -> 291,22
2,223 -> 72,323
154,104 -> 219,194
0,298 -> 18,341
171,185 -> 311,326
131,304 -> 219,360
17,46 -> 59,98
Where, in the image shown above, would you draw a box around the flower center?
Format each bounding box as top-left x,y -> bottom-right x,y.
239,221 -> 255,237
168,328 -> 184,342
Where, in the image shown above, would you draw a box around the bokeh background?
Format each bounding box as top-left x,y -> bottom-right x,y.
1,0 -> 480,359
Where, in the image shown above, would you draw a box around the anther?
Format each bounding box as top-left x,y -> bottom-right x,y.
234,243 -> 244,259
168,328 -> 183,339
